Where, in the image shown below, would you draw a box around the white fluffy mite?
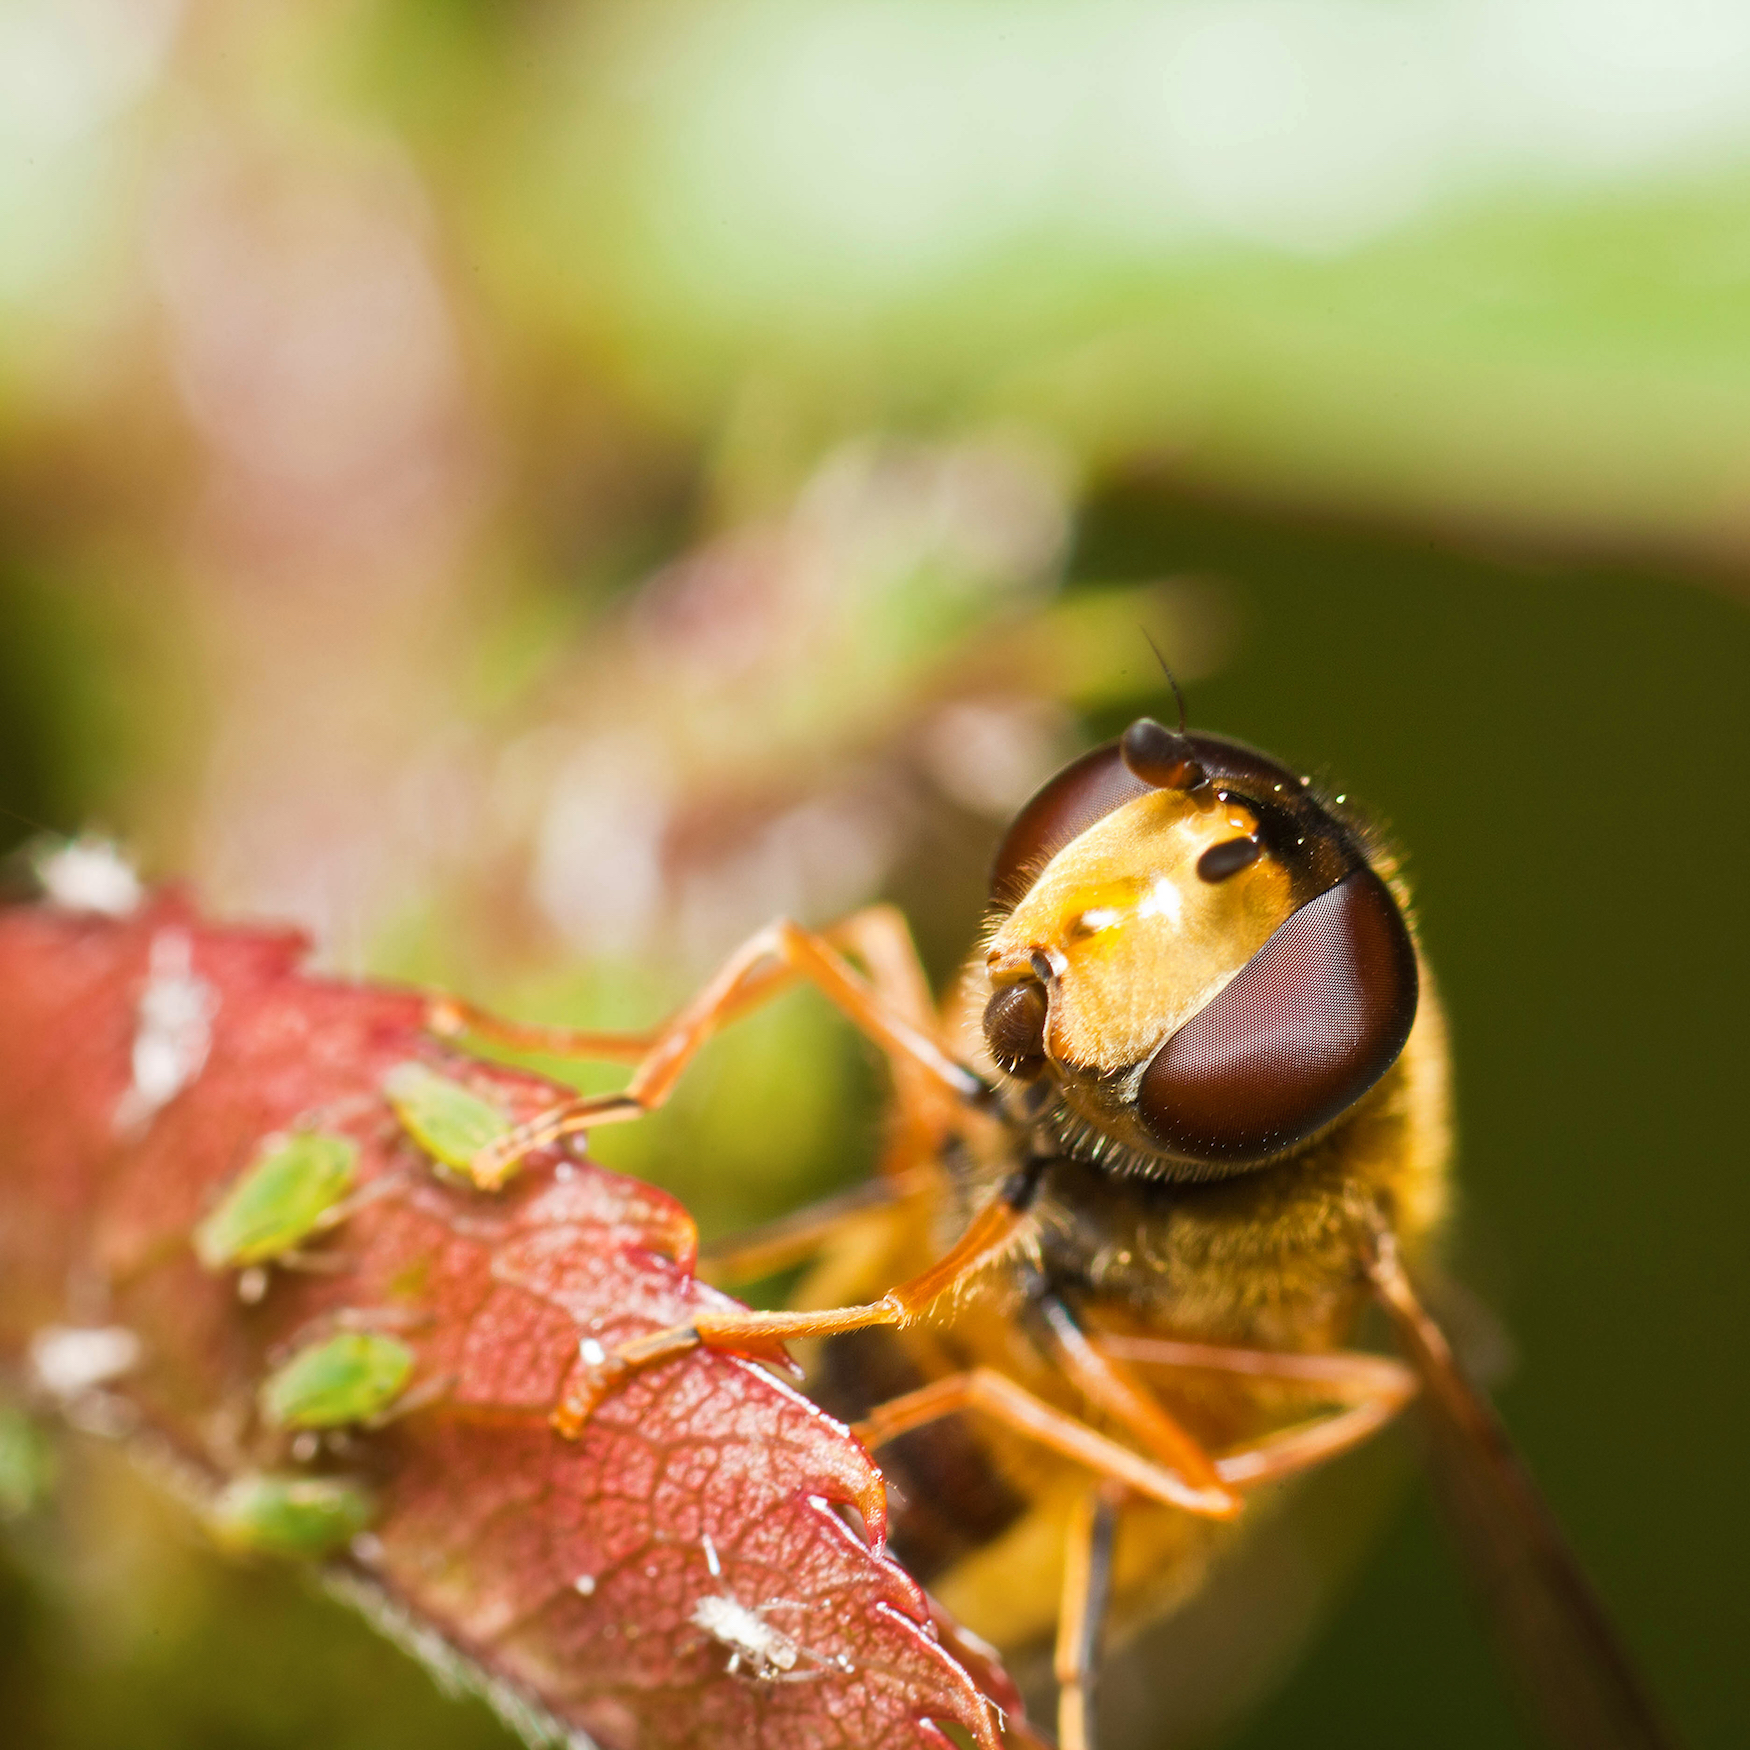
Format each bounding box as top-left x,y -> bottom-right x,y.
689,1533 -> 829,1682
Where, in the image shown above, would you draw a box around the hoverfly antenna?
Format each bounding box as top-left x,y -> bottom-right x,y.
1120,717 -> 1207,791
1140,627 -> 1187,734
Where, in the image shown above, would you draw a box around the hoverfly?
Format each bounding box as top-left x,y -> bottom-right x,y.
430,710 -> 1674,1750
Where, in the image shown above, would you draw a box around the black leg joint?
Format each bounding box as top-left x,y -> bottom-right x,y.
998,1155 -> 1051,1214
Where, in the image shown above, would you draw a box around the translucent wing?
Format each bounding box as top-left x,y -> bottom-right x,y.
1373,1242 -> 1678,1750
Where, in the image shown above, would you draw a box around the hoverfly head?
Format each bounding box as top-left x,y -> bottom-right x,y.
982,719 -> 1418,1175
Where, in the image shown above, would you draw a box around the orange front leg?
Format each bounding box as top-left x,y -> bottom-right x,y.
431,911 -> 988,1190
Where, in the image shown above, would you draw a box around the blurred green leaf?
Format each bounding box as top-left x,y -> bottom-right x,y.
0,1404 -> 54,1520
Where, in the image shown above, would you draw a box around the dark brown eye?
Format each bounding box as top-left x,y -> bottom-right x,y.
1197,836 -> 1262,883
988,743 -> 1151,911
983,980 -> 1049,1077
1136,867 -> 1417,1165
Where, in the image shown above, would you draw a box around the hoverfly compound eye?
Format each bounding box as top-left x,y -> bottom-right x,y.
988,719 -> 1222,912
1136,867 -> 1418,1164
1119,719 -> 1207,791
983,979 -> 1049,1078
990,726 -> 1345,913
988,743 -> 1154,912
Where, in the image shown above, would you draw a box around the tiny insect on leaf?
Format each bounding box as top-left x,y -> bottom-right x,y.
383,1060 -> 513,1181
192,1130 -> 359,1269
209,1472 -> 375,1557
260,1331 -> 417,1429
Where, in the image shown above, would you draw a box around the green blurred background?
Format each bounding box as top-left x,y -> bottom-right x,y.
1,1 -> 1746,1745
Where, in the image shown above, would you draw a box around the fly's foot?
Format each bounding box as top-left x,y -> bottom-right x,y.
550,1320 -> 800,1438
549,1329 -> 674,1436
467,1094 -> 642,1191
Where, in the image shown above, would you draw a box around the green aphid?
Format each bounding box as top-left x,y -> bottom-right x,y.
260,1332 -> 416,1429
193,1131 -> 359,1270
210,1472 -> 375,1558
383,1060 -> 513,1181
0,1404 -> 55,1520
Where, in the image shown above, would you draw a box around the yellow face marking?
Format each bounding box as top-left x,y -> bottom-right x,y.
1065,873 -> 1183,940
986,788 -> 1298,1075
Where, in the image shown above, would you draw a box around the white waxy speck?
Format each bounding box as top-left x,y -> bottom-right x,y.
701,1532 -> 721,1578
572,1574 -> 596,1596
578,1338 -> 607,1367
29,1325 -> 141,1398
691,1595 -> 801,1677
554,1162 -> 576,1182
350,1533 -> 385,1565
237,1267 -> 269,1305
115,931 -> 218,1134
32,837 -> 143,917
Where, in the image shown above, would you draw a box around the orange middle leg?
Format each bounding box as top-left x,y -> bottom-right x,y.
696,1170 -> 931,1286
552,1175 -> 1041,1434
1054,1485 -> 1121,1750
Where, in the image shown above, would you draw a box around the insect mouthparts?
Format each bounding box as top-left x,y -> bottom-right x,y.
983,978 -> 1049,1077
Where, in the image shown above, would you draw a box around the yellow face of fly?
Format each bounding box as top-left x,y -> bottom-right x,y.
984,786 -> 1298,1080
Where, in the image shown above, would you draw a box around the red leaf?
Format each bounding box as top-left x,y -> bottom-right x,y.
0,895 -> 1021,1750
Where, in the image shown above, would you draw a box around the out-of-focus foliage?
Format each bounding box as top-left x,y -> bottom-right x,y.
12,0 -> 1750,568
0,1406 -> 55,1522
1,2 -> 1745,1749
